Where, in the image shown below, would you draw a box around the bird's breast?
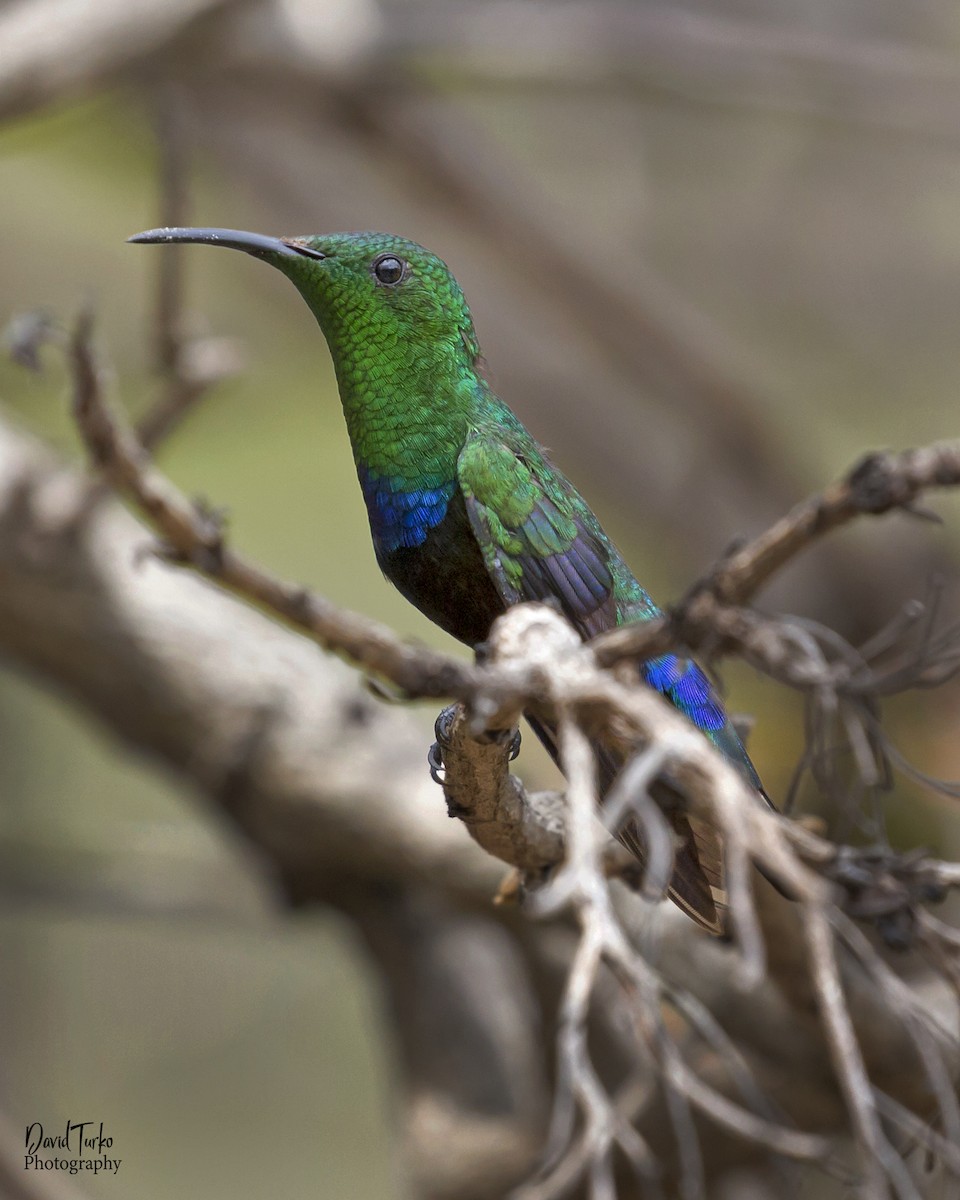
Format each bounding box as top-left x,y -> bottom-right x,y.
375,488 -> 505,647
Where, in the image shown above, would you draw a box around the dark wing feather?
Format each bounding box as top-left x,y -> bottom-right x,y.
457,432 -> 618,637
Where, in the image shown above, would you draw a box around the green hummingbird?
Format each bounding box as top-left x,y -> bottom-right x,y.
130,226 -> 767,933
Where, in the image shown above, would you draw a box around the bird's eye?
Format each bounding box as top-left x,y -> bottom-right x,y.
373,255 -> 405,285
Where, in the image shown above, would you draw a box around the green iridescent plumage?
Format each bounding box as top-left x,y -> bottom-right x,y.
130,225 -> 768,933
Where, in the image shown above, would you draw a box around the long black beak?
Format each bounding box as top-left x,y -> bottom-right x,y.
127,227 -> 324,260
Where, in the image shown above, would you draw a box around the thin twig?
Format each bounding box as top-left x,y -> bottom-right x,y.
803,907 -> 911,1200
133,87 -> 242,451
592,443 -> 960,672
709,445 -> 960,605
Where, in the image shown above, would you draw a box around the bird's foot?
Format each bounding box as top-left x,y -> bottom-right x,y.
486,724 -> 522,760
428,704 -> 459,786
428,738 -> 469,816
427,738 -> 446,786
428,707 -> 521,790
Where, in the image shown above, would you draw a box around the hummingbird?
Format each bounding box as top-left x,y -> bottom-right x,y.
130,226 -> 767,933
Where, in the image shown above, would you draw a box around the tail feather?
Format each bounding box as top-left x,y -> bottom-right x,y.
525,713 -> 729,935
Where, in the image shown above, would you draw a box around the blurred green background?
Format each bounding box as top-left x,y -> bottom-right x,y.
2,4 -> 960,1195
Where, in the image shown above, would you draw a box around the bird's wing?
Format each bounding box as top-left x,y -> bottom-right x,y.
456,431 -> 618,637
458,429 -> 734,935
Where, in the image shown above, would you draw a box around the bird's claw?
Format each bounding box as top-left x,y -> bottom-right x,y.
434,704 -> 459,746
482,723 -> 521,758
501,727 -> 522,760
427,739 -> 469,814
427,739 -> 445,786
428,704 -> 460,785
428,707 -> 520,785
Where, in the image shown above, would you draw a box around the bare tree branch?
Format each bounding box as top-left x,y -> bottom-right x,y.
709,446 -> 960,606
133,85 -> 244,451
592,442 -> 960,669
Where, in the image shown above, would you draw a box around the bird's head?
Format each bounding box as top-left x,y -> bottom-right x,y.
128,227 -> 481,370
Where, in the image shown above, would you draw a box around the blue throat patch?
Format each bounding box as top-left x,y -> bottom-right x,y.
358,467 -> 455,553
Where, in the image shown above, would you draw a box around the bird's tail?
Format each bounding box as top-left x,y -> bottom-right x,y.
525,714 -> 728,935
